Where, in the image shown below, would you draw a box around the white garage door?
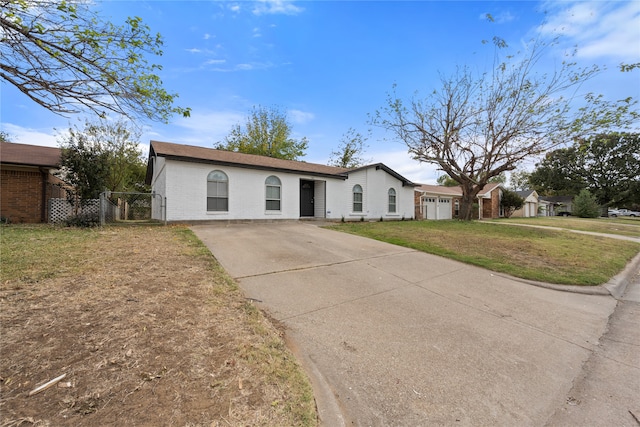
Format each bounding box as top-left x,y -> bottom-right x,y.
438,198 -> 452,220
423,197 -> 437,220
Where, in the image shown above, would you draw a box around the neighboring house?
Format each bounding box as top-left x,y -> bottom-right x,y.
539,195 -> 574,216
414,182 -> 504,220
414,184 -> 462,220
512,190 -> 540,218
145,141 -> 417,223
0,141 -> 66,223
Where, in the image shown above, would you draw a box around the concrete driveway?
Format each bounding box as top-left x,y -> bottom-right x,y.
192,222 -> 618,426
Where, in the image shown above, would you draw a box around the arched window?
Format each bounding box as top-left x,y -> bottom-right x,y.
265,175 -> 281,211
353,184 -> 363,212
388,188 -> 396,213
207,170 -> 228,212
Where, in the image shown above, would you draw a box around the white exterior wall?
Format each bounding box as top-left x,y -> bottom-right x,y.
150,156 -> 166,220
151,158 -> 415,222
344,167 -> 414,220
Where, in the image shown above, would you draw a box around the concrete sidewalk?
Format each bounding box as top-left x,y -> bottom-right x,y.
192,222 -> 625,426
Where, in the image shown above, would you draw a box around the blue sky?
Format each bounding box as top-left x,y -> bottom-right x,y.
1,0 -> 639,184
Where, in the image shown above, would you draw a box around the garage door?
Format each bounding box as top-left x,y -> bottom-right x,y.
438,198 -> 452,220
423,197 -> 437,220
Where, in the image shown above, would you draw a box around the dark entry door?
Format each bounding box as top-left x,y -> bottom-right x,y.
300,180 -> 314,217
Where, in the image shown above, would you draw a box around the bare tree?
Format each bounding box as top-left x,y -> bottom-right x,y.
373,38 -> 637,220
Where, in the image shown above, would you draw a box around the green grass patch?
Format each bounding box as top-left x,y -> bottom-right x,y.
1,224 -> 101,283
497,216 -> 640,238
328,221 -> 640,286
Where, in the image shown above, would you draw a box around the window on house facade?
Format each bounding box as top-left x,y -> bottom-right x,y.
353,184 -> 363,212
388,188 -> 396,213
265,175 -> 281,211
454,199 -> 460,217
207,170 -> 228,212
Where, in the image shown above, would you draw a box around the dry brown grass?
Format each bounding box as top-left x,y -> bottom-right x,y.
0,225 -> 316,426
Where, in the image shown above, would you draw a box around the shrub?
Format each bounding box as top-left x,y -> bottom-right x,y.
573,189 -> 600,218
64,212 -> 100,228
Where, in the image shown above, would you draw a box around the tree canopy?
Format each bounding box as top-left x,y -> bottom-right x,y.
500,189 -> 524,218
1,0 -> 190,122
372,37 -> 637,220
58,119 -> 147,200
215,106 -> 308,160
529,132 -> 640,207
328,128 -> 370,168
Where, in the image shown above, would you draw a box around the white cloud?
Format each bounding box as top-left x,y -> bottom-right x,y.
252,0 -> 303,16
163,110 -> 245,146
205,59 -> 226,65
538,1 -> 640,59
1,123 -> 60,147
289,109 -> 314,124
369,149 -> 440,185
203,33 -> 212,40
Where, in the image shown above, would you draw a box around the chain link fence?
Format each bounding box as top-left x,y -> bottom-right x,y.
99,192 -> 165,225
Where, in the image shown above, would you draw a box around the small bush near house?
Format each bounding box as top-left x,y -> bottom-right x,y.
573,189 -> 600,218
63,212 -> 100,227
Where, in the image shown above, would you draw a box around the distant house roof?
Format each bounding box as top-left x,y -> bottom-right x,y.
415,182 -> 503,197
146,140 -> 416,186
1,142 -> 61,168
415,184 -> 463,196
516,190 -> 534,198
539,195 -> 573,205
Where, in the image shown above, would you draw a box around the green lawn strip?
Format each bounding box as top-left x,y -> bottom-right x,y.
1,224 -> 101,282
496,217 -> 640,238
328,221 -> 640,286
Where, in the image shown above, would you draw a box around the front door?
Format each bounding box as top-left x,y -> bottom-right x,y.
300,180 -> 314,217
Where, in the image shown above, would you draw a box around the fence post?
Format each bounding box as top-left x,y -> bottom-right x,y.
99,192 -> 105,226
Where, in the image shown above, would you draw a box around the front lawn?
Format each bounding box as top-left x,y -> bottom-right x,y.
328,220 -> 640,286
496,216 -> 640,238
0,225 -> 316,426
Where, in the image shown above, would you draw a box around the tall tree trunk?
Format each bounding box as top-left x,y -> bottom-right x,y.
459,183 -> 481,221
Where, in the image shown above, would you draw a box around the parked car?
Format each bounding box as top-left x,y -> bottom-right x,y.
608,209 -> 639,217
617,209 -> 640,217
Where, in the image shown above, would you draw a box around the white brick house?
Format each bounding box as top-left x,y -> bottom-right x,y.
145,141 -> 417,223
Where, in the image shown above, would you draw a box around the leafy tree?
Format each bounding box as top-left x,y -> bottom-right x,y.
1,1 -> 190,122
58,119 -> 147,200
573,189 -> 600,218
500,189 -> 524,218
509,170 -> 532,191
529,148 -> 586,196
0,131 -> 14,142
328,128 -> 370,168
216,106 -> 308,160
372,37 -> 637,220
530,133 -> 640,206
575,133 -> 640,207
436,174 -> 459,187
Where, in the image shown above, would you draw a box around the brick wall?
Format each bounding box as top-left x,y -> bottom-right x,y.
0,166 -> 63,223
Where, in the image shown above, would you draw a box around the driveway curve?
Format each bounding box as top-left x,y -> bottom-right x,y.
192,222 -> 617,426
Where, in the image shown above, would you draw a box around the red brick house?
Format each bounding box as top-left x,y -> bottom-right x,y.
415,182 -> 504,220
1,142 -> 65,223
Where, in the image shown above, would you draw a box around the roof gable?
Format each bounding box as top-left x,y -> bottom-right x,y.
1,142 -> 61,168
